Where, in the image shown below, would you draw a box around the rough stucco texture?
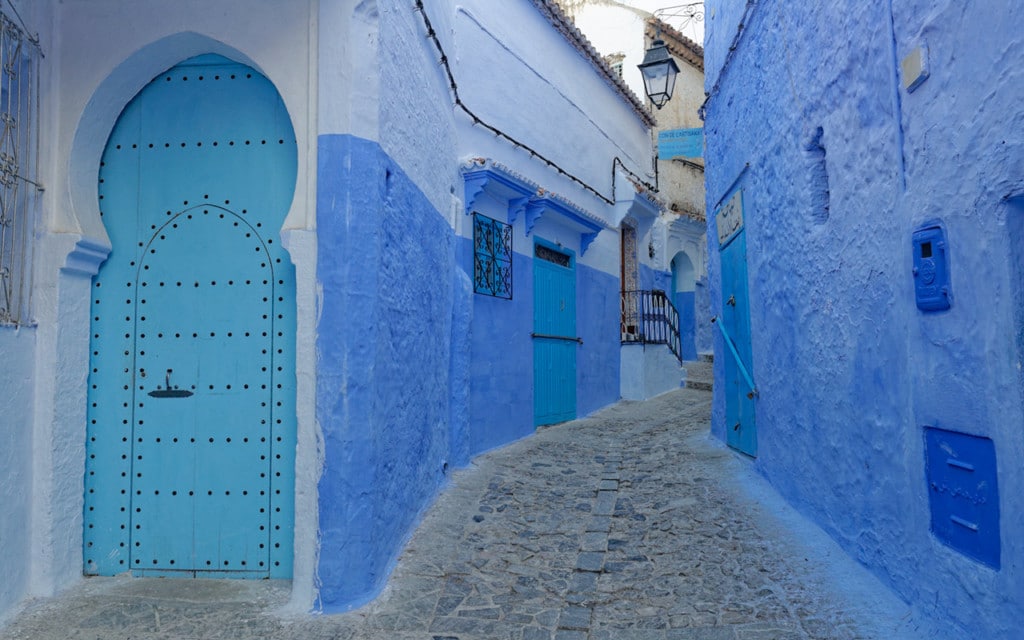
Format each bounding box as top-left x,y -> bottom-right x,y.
315,134 -> 457,611
0,329 -> 34,620
575,265 -> 620,417
703,0 -> 1024,637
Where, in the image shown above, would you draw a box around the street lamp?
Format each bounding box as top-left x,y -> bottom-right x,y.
637,38 -> 680,110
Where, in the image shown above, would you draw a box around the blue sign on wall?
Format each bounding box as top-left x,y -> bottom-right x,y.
658,128 -> 703,159
924,426 -> 1000,569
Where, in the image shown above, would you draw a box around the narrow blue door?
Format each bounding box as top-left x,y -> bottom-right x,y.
671,252 -> 698,361
83,55 -> 297,578
533,241 -> 577,426
720,228 -> 757,456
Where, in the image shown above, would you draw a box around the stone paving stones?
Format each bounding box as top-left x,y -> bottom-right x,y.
0,389 -> 931,640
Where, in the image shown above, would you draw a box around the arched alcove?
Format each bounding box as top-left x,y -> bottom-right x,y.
671,250 -> 698,360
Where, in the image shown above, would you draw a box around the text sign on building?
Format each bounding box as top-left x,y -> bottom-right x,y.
716,189 -> 744,247
658,128 -> 703,159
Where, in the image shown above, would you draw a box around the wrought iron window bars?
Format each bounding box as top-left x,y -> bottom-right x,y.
0,8 -> 40,326
473,212 -> 513,299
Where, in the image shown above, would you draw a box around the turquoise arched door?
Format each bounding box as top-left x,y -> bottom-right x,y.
84,55 -> 297,578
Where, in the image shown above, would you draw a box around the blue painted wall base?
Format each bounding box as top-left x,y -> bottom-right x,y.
316,134 -> 458,610
316,137 -> 626,609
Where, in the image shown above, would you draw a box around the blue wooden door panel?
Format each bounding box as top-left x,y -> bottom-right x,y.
721,230 -> 756,456
84,55 -> 297,579
533,244 -> 577,426
132,211 -> 275,575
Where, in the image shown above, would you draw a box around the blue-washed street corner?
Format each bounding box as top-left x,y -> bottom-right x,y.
3,0 -> 1021,636
0,389 -> 937,640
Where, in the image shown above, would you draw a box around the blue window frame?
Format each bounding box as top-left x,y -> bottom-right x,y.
473,212 -> 512,299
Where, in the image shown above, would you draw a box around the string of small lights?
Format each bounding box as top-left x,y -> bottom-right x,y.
413,0 -> 658,206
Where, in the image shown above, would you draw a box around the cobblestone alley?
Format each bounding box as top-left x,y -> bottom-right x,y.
0,389 -> 934,640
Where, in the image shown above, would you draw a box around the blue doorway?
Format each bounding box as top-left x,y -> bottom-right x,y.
533,240 -> 577,426
83,55 -> 298,578
671,251 -> 698,361
717,191 -> 757,456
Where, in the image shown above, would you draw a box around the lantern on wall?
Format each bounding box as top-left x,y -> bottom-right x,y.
637,38 -> 680,109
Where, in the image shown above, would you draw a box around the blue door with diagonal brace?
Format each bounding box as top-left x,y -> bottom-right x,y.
717,190 -> 757,456
83,55 -> 297,578
533,241 -> 577,426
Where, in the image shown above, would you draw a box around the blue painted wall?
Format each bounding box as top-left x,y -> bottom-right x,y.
462,239 -> 534,454
576,265 -> 620,417
703,0 -> 1024,636
639,263 -> 670,294
316,134 -> 458,610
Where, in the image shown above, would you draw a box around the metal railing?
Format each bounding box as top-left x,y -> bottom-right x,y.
621,289 -> 682,363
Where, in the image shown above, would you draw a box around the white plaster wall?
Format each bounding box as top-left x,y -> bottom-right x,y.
27,0 -> 320,608
0,328 -> 35,622
444,0 -> 656,279
620,343 -> 681,400
665,216 -> 706,286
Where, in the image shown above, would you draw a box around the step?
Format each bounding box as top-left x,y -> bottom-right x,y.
686,379 -> 713,392
682,359 -> 713,392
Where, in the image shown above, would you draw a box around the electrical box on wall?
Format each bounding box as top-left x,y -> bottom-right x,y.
924,426 -> 1000,569
912,224 -> 951,312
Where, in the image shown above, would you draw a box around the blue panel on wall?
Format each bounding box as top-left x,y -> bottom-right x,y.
924,426 -> 1000,569
84,55 -> 297,579
912,224 -> 951,312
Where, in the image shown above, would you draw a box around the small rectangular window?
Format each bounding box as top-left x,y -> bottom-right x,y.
535,243 -> 571,268
473,212 -> 512,299
0,11 -> 40,326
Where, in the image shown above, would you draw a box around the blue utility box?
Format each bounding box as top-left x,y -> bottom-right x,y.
912,224 -> 951,311
924,426 -> 1000,569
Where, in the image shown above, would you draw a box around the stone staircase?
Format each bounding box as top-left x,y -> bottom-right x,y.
682,352 -> 714,391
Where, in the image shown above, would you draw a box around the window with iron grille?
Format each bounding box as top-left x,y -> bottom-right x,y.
473,212 -> 512,299
0,10 -> 40,326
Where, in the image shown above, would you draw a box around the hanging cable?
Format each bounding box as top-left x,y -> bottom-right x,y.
3,0 -> 42,51
414,0 -> 658,205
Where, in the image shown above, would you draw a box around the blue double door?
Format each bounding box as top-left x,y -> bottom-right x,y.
83,55 -> 297,578
533,242 -> 577,426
